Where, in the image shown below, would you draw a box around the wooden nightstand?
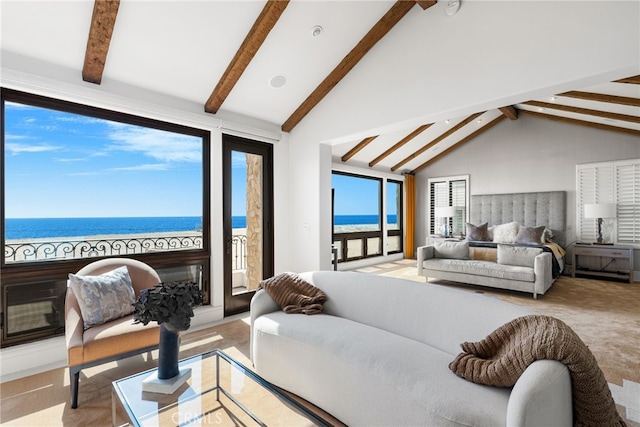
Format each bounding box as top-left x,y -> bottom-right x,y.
572,244 -> 634,283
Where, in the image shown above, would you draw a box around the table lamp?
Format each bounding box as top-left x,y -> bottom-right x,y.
437,206 -> 458,237
584,203 -> 616,245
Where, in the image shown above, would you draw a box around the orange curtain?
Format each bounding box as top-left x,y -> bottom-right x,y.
404,174 -> 416,259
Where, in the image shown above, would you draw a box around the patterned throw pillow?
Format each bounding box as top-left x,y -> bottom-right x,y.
68,266 -> 136,329
466,222 -> 490,241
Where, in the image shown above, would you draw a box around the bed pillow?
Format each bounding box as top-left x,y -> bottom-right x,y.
492,222 -> 520,243
497,244 -> 543,268
515,225 -> 546,245
466,222 -> 491,241
434,240 -> 469,259
68,266 -> 136,329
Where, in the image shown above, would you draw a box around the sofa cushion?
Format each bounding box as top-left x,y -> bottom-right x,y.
424,258 -> 535,282
68,266 -> 136,329
253,312 -> 511,427
498,244 -> 543,268
434,240 -> 469,259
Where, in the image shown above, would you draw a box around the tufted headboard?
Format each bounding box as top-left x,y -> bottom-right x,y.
470,191 -> 567,248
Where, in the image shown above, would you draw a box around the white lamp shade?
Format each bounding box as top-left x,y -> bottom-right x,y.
584,203 -> 616,219
436,206 -> 458,218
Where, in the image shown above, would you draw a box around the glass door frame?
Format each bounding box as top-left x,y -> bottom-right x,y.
222,134 -> 274,316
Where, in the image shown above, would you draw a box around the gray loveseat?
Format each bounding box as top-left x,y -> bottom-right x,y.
417,240 -> 554,299
251,270 -> 572,426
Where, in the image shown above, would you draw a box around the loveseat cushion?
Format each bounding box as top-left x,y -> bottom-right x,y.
434,240 -> 469,259
424,258 -> 535,282
253,312 -> 511,426
498,244 -> 543,268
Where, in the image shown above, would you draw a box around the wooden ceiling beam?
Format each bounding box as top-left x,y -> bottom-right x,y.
499,106 -> 518,120
391,112 -> 483,172
559,91 -> 640,107
205,1 -> 290,114
82,0 -> 120,84
341,136 -> 378,162
416,0 -> 437,9
614,75 -> 640,84
412,115 -> 506,174
524,101 -> 640,124
368,124 -> 432,167
281,0 -> 417,132
520,109 -> 640,137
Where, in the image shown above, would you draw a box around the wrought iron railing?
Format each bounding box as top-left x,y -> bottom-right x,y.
231,234 -> 247,271
5,233 -> 248,270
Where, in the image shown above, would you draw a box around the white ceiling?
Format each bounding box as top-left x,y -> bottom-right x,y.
1,0 -> 638,175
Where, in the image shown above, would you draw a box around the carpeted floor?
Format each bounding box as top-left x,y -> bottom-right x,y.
357,259 -> 640,426
1,261 -> 638,426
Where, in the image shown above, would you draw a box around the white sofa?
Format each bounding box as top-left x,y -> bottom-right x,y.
251,271 -> 572,426
417,241 -> 554,299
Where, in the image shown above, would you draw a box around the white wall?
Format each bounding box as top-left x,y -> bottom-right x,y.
414,114 -> 640,268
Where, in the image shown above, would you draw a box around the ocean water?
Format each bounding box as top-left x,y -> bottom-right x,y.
5,217 -> 204,240
334,214 -> 396,226
5,215 -> 397,240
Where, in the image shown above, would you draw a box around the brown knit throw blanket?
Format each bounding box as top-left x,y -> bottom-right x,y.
259,272 -> 327,315
449,315 -> 625,427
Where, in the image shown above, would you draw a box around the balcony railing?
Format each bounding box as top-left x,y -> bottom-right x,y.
5,232 -> 248,270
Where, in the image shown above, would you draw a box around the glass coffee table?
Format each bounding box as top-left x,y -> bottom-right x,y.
112,349 -> 330,426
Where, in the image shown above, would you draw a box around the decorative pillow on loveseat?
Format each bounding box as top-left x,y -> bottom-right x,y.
68,265 -> 136,329
497,244 -> 543,268
434,240 -> 470,259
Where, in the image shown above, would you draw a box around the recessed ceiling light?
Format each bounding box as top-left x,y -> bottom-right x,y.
476,118 -> 482,124
550,96 -> 556,101
269,74 -> 287,89
538,107 -> 545,112
444,0 -> 461,16
445,119 -> 450,124
311,25 -> 323,37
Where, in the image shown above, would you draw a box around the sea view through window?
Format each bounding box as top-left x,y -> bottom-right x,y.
2,89 -> 212,346
3,91 -> 207,263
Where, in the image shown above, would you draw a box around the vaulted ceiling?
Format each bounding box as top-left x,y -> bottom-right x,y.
1,0 -> 638,175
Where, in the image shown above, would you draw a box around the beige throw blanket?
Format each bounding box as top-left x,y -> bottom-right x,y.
259,272 -> 327,315
449,315 -> 625,427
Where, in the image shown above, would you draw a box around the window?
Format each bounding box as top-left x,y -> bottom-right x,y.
427,175 -> 469,237
331,171 -> 403,263
1,88 -> 211,346
577,159 -> 640,245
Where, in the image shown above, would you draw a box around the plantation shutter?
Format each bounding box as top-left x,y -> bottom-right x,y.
616,161 -> 640,244
577,158 -> 640,245
429,181 -> 447,235
450,179 -> 467,234
577,163 -> 614,242
428,175 -> 469,237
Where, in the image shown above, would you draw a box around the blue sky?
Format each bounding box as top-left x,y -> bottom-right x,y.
332,173 -> 398,216
4,102 -> 203,218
